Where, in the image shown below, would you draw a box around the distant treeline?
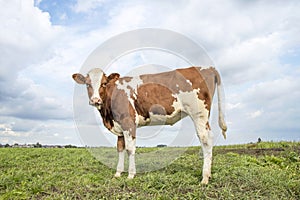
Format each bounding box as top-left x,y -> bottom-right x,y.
0,142 -> 78,148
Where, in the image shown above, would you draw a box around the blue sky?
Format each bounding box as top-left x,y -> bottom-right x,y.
0,0 -> 300,146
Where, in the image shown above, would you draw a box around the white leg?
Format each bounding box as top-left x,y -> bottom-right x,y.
123,130 -> 136,179
192,117 -> 213,184
201,131 -> 213,184
127,150 -> 136,179
115,150 -> 125,178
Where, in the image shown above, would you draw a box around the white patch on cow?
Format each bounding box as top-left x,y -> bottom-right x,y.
136,114 -> 150,127
115,150 -> 125,177
148,112 -> 168,125
88,68 -> 104,100
173,89 -> 209,121
116,76 -> 143,98
136,88 -> 209,128
110,120 -> 123,136
136,100 -> 187,127
186,79 -> 192,86
172,88 -> 212,184
116,76 -> 144,125
123,130 -> 136,178
200,131 -> 213,184
123,131 -> 135,152
147,108 -> 185,126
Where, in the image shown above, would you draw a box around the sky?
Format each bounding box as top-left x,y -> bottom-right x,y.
0,0 -> 300,147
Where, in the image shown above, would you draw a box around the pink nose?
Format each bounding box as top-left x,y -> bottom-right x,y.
90,97 -> 102,105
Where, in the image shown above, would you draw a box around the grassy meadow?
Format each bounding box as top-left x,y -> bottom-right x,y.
0,142 -> 299,199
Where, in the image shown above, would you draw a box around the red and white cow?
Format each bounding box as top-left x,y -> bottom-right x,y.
72,66 -> 227,184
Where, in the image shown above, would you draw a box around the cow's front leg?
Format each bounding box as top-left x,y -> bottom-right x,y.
115,136 -> 125,178
123,130 -> 136,179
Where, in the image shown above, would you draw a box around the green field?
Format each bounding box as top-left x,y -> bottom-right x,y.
1,142 -> 299,199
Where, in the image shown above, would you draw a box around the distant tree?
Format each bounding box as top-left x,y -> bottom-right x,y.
157,144 -> 167,148
258,138 -> 262,143
34,142 -> 42,148
5,144 -> 10,148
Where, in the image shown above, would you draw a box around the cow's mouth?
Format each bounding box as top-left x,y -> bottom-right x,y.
89,102 -> 103,109
94,103 -> 102,110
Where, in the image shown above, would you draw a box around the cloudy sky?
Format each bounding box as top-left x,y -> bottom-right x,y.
1,0 -> 300,146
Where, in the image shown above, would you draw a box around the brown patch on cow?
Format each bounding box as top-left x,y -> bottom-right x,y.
99,93 -> 114,131
107,73 -> 120,82
116,97 -> 137,138
206,122 -> 211,131
134,83 -> 177,119
99,84 -> 137,137
72,73 -> 86,84
99,75 -> 108,101
105,79 -> 137,137
117,136 -> 125,152
140,70 -> 193,94
176,66 -> 218,111
83,75 -> 94,100
98,74 -> 119,131
99,76 -> 139,137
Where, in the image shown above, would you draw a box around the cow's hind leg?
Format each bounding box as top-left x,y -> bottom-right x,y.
115,136 -> 125,178
192,117 -> 213,184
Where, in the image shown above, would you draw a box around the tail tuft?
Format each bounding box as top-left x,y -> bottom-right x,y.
220,119 -> 227,139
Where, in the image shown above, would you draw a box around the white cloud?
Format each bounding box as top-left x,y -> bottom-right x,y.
227,103 -> 242,111
72,0 -> 106,13
0,0 -> 62,76
0,116 -> 80,145
248,110 -> 263,119
0,123 -> 19,137
108,4 -> 146,30
0,0 -> 79,144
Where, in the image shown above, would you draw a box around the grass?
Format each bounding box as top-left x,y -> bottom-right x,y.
0,142 -> 299,199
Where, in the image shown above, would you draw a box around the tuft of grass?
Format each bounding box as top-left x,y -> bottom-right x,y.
0,142 -> 299,199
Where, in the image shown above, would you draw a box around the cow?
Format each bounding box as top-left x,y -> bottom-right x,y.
72,66 -> 227,184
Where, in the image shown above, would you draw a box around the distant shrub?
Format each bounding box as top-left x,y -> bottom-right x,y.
65,145 -> 77,148
34,142 -> 42,148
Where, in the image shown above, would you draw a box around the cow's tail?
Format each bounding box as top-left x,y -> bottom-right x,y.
214,69 -> 227,139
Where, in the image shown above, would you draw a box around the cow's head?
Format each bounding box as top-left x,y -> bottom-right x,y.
72,68 -> 119,110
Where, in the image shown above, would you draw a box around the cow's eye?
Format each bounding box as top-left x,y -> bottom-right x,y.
86,84 -> 91,88
101,83 -> 107,88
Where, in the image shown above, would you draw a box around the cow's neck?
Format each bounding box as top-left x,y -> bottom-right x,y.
98,82 -> 116,131
98,102 -> 114,131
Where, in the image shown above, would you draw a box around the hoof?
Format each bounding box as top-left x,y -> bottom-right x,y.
114,172 -> 122,178
127,174 -> 135,179
201,177 -> 209,185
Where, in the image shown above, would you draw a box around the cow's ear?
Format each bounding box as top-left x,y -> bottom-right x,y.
107,73 -> 120,82
72,73 -> 86,84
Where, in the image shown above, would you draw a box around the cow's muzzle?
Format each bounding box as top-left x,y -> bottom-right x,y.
89,97 -> 103,108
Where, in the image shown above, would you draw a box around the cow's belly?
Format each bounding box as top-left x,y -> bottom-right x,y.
137,109 -> 187,127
